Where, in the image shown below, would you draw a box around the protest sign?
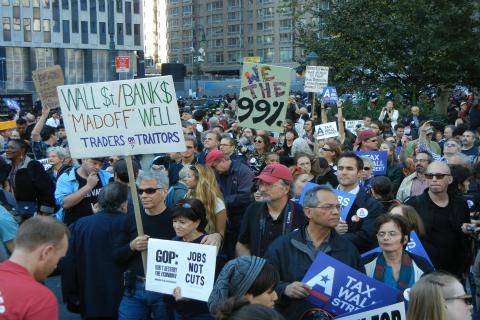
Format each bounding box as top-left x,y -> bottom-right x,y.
361,231 -> 433,267
304,66 -> 329,93
335,301 -> 406,320
321,86 -> 338,104
57,76 -> 185,158
315,122 -> 339,140
37,158 -> 52,171
32,65 -> 65,110
243,56 -> 261,63
345,120 -> 364,135
355,151 -> 388,176
295,122 -> 305,137
238,62 -> 292,132
146,238 -> 217,302
298,182 -> 356,221
302,253 -> 401,316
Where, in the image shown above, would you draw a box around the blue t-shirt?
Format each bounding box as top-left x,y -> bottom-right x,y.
0,205 -> 18,261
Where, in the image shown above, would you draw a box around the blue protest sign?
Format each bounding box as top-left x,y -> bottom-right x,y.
299,182 -> 356,221
302,252 -> 401,316
321,86 -> 338,104
395,146 -> 402,162
361,231 -> 433,268
355,151 -> 388,176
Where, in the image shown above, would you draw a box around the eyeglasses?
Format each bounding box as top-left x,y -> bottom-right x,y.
363,167 -> 372,171
311,204 -> 342,211
414,158 -> 429,163
445,143 -> 459,148
220,143 -> 233,147
377,231 -> 400,238
425,173 -> 451,179
367,139 -> 378,143
445,294 -> 473,305
254,139 -> 264,143
137,187 -> 161,195
321,147 -> 333,152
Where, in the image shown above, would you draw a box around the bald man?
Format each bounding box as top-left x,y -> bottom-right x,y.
406,161 -> 471,278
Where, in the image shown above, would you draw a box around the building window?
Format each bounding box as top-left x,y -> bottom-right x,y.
61,0 -> 68,9
81,0 -> 87,10
62,19 -> 70,43
206,1 -> 222,11
90,0 -> 97,33
133,0 -> 139,14
168,7 -> 178,16
64,49 -> 84,84
125,1 -> 131,35
42,0 -> 49,7
116,0 -> 122,13
13,18 -> 20,31
2,17 -> 11,41
99,0 -> 105,11
81,21 -> 88,43
280,48 -> 293,62
52,0 -> 60,31
116,23 -> 123,45
71,0 -> 79,33
22,0 -> 29,7
227,37 -> 239,47
228,24 -> 240,34
215,51 -> 223,63
133,23 -> 140,46
32,0 -> 39,6
279,33 -> 292,43
33,18 -> 41,31
23,18 -> 31,41
99,21 -> 106,44
227,11 -> 240,21
43,19 -> 50,42
2,0 -> 10,5
183,5 -> 192,15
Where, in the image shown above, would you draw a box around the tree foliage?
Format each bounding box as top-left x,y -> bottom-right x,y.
287,0 -> 480,108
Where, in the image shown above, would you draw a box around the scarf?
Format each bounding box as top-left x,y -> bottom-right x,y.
374,251 -> 413,290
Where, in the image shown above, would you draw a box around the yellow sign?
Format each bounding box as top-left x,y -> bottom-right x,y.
243,56 -> 261,63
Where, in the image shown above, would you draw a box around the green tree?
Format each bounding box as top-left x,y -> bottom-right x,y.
285,0 -> 480,113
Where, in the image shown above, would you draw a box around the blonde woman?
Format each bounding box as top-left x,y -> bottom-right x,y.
184,164 -> 226,249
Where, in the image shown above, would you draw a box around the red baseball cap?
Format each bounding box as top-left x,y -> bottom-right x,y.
354,129 -> 377,146
255,164 -> 293,183
206,150 -> 225,166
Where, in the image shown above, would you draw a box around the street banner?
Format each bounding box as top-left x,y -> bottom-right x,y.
322,86 -> 338,104
345,120 -> 364,135
361,231 -> 433,267
57,76 -> 186,158
243,56 -> 261,63
32,65 -> 65,110
145,239 -> 217,302
315,122 -> 339,140
115,56 -> 130,73
335,301 -> 406,320
302,252 -> 401,316
304,66 -> 329,93
238,62 -> 291,132
299,182 -> 356,221
355,151 -> 388,176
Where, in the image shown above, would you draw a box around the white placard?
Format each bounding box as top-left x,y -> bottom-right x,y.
304,66 -> 329,93
57,76 -> 185,158
145,238 -> 217,302
315,121 -> 339,140
345,120 -> 364,135
335,302 -> 406,320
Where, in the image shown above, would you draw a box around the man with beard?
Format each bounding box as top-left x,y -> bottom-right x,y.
396,151 -> 433,202
236,164 -> 305,257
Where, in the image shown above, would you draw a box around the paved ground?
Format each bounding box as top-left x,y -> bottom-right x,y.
45,276 -> 81,320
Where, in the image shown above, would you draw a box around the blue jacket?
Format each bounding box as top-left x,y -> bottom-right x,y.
61,211 -> 126,318
265,226 -> 364,320
54,167 -> 112,220
215,159 -> 253,216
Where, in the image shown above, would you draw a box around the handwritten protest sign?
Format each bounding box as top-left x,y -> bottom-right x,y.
361,231 -> 433,267
315,122 -> 339,140
302,253 -> 401,316
335,301 -> 406,320
32,65 -> 65,110
322,86 -> 338,104
304,66 -> 329,93
299,182 -> 356,221
345,120 -> 364,135
355,151 -> 388,176
146,239 -> 217,302
57,76 -> 185,158
238,63 -> 291,132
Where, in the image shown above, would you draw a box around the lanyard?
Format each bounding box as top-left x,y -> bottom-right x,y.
258,201 -> 294,254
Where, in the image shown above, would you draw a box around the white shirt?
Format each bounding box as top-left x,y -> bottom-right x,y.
45,117 -> 60,128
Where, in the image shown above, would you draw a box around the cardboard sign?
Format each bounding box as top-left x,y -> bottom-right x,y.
32,65 -> 65,110
57,76 -> 186,158
355,151 -> 388,176
345,120 -> 364,135
298,182 -> 356,221
37,158 -> 52,171
315,122 -> 339,140
145,238 -> 217,302
302,252 -> 401,316
115,56 -> 130,73
304,66 -> 329,93
361,231 -> 433,267
238,62 -> 292,132
322,86 -> 338,104
335,301 -> 406,320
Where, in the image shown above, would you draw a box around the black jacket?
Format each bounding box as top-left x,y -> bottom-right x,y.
265,226 -> 364,320
343,188 -> 385,253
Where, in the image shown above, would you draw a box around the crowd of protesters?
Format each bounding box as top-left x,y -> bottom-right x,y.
0,91 -> 479,320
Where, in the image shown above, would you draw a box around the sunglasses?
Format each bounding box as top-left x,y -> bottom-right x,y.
254,139 -> 264,143
425,173 -> 450,179
445,294 -> 473,305
321,147 -> 333,152
363,167 -> 372,171
137,187 -> 161,195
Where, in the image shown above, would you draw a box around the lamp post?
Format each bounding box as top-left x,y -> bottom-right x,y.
193,28 -> 206,98
0,57 -> 6,93
306,51 -> 319,120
